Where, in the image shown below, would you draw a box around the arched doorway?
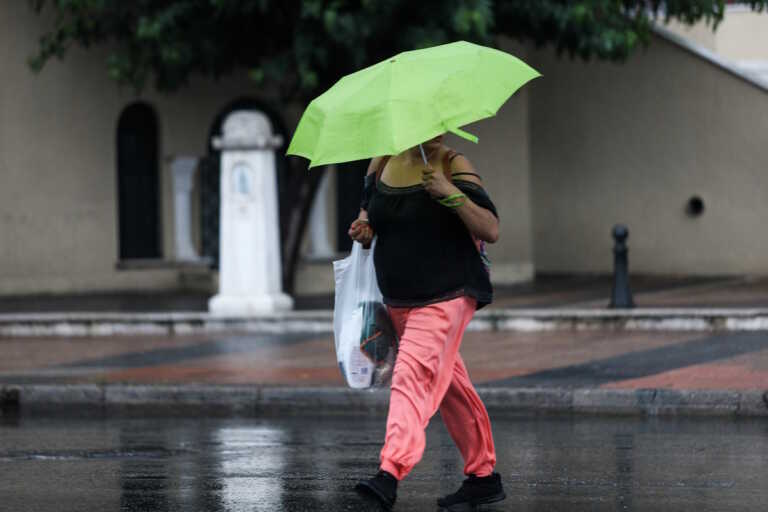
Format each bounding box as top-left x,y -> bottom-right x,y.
116,102 -> 161,259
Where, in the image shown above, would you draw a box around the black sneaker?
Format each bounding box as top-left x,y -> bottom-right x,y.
437,473 -> 506,511
355,470 -> 397,510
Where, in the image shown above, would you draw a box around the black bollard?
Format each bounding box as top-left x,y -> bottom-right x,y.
610,224 -> 635,308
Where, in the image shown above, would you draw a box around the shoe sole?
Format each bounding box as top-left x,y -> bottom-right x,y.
439,491 -> 507,511
355,481 -> 395,511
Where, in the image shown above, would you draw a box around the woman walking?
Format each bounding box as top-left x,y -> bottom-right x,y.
350,134 -> 505,511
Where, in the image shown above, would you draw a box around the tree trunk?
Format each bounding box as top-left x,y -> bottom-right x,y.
280,165 -> 326,294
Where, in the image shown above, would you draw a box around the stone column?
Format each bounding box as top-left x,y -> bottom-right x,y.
170,156 -> 201,262
208,111 -> 294,315
307,170 -> 335,258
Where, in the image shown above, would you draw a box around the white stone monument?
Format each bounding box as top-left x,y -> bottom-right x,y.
170,156 -> 202,262
208,111 -> 294,315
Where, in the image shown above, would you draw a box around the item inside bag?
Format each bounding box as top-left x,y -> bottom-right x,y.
338,301 -> 398,389
359,301 -> 399,386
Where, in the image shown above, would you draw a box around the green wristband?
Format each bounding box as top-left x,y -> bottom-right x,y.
437,193 -> 467,208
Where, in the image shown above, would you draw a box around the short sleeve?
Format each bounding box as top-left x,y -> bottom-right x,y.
455,181 -> 498,219
360,173 -> 376,210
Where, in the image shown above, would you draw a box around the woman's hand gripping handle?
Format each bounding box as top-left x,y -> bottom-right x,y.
348,215 -> 373,248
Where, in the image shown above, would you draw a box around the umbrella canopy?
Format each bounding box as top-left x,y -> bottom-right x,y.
286,40 -> 540,168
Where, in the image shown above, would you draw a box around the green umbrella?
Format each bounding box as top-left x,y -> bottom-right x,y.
286,40 -> 540,168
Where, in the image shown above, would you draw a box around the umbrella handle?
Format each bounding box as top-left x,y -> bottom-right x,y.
419,126 -> 478,167
418,144 -> 429,166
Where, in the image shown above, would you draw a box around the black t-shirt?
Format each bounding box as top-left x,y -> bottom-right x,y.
366,175 -> 498,309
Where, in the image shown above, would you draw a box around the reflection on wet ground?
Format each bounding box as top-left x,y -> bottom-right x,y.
0,413 -> 766,511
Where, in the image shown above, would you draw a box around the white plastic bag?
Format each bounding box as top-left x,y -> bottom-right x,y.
333,239 -> 398,389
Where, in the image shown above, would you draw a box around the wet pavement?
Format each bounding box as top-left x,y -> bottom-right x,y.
1,413 -> 766,511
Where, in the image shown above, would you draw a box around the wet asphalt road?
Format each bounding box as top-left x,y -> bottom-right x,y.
0,413 -> 766,512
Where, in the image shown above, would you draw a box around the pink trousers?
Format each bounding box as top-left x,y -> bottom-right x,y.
379,296 -> 497,481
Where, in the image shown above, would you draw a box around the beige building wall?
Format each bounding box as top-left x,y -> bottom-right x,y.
663,19 -> 717,52
529,33 -> 768,275
714,8 -> 768,61
665,8 -> 768,61
7,2 -> 765,298
0,3 -> 267,295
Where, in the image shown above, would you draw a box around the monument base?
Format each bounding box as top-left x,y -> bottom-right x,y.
208,293 -> 294,316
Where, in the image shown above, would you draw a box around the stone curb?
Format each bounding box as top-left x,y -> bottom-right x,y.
1,384 -> 766,417
3,308 -> 768,337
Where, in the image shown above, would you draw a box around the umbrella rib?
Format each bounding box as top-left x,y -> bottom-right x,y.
309,104 -> 328,167
388,59 -> 397,154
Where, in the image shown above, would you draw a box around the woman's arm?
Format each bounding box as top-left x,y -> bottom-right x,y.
357,157 -> 382,221
454,198 -> 499,243
422,154 -> 499,243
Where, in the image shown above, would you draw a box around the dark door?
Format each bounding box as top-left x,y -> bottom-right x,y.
117,103 -> 160,259
199,154 -> 220,268
336,160 -> 367,252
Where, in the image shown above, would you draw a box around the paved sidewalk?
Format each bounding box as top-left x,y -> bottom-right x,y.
2,328 -> 767,416
2,328 -> 767,390
1,275 -> 767,415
